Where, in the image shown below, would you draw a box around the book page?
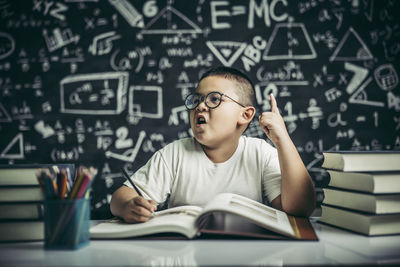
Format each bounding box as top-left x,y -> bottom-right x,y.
196,193 -> 296,238
90,206 -> 203,239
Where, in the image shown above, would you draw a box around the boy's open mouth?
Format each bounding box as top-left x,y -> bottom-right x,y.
196,115 -> 206,125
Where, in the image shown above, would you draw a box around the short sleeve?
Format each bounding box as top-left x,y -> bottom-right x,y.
123,150 -> 173,203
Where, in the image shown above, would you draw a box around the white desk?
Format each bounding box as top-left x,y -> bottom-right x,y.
0,218 -> 399,266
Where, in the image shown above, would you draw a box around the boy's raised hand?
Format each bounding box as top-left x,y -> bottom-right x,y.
258,94 -> 290,147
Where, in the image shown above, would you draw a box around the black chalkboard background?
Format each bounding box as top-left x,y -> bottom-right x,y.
0,0 -> 399,218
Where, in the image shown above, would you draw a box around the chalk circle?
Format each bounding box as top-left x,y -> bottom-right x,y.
0,32 -> 15,60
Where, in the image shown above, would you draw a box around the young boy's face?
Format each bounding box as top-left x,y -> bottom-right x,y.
190,75 -> 244,148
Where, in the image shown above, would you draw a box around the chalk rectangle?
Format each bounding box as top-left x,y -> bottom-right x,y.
129,85 -> 163,119
60,72 -> 128,115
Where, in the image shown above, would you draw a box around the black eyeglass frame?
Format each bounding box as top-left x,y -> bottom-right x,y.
184,91 -> 246,110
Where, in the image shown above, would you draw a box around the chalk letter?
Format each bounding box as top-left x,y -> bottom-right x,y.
211,1 -> 231,29
248,0 -> 270,28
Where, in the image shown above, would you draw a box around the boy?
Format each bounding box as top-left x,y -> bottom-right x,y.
110,67 -> 315,223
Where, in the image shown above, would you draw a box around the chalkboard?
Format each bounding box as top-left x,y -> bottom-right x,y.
0,0 -> 399,218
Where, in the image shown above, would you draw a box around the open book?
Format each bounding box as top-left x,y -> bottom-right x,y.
90,193 -> 317,240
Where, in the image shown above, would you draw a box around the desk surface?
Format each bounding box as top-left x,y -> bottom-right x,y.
0,218 -> 399,266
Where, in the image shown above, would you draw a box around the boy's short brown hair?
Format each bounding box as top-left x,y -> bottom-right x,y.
199,67 -> 256,107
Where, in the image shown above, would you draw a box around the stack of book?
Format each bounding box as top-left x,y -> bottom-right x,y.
0,164 -> 74,242
319,151 -> 400,236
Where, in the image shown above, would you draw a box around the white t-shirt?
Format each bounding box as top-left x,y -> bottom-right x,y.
124,136 -> 281,208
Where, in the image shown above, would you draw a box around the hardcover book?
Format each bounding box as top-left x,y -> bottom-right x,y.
327,170 -> 400,194
90,193 -> 317,240
0,220 -> 43,241
319,204 -> 400,236
0,187 -> 44,202
0,164 -> 75,186
321,151 -> 400,172
0,202 -> 43,219
322,188 -> 400,214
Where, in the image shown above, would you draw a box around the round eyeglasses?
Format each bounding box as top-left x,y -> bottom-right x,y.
184,91 -> 245,110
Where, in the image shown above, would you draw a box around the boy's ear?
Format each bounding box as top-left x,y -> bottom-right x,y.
238,106 -> 256,125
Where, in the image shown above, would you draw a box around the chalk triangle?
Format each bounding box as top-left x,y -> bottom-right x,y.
349,77 -> 385,107
206,41 -> 246,67
141,6 -> 202,34
330,27 -> 373,61
0,133 -> 24,159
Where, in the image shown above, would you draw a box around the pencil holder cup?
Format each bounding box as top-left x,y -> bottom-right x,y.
44,197 -> 90,250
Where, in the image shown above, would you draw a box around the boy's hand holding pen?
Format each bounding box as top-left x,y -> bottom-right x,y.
121,168 -> 158,223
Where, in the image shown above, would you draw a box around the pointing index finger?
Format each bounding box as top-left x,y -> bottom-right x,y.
270,93 -> 279,114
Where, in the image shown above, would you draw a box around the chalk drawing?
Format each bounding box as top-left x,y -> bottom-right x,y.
324,87 -> 342,102
88,31 -> 121,56
51,146 -> 81,161
306,98 -> 323,129
329,27 -> 373,61
327,112 -> 347,127
336,129 -> 355,139
43,28 -> 79,52
60,72 -> 129,114
110,48 -> 145,72
388,91 -> 400,111
105,130 -> 146,162
33,1 -> 68,21
256,61 -> 308,85
263,22 -> 316,60
168,105 -> 189,126
345,62 -> 369,94
363,0 -> 374,22
108,0 -> 144,28
283,101 -> 299,134
0,133 -> 24,159
206,41 -> 246,67
129,85 -> 163,120
140,5 -> 202,35
0,32 -> 15,60
115,126 -> 133,149
11,101 -> 33,120
374,64 -> 398,91
34,120 -> 55,139
349,77 -> 385,107
0,103 -> 12,122
143,1 -> 159,17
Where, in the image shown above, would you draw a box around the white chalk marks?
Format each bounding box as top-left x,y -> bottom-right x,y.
140,5 -> 202,35
0,32 -> 15,60
60,72 -> 129,115
108,0 -> 144,28
128,85 -> 163,124
0,133 -> 24,159
105,130 -> 146,162
206,41 -> 246,67
330,27 -> 373,62
263,22 -> 316,60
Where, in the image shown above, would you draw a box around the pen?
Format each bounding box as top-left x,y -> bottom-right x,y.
121,168 -> 167,211
121,168 -> 143,196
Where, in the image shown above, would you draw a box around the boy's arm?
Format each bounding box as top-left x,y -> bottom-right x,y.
259,94 -> 316,217
110,185 -> 158,223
